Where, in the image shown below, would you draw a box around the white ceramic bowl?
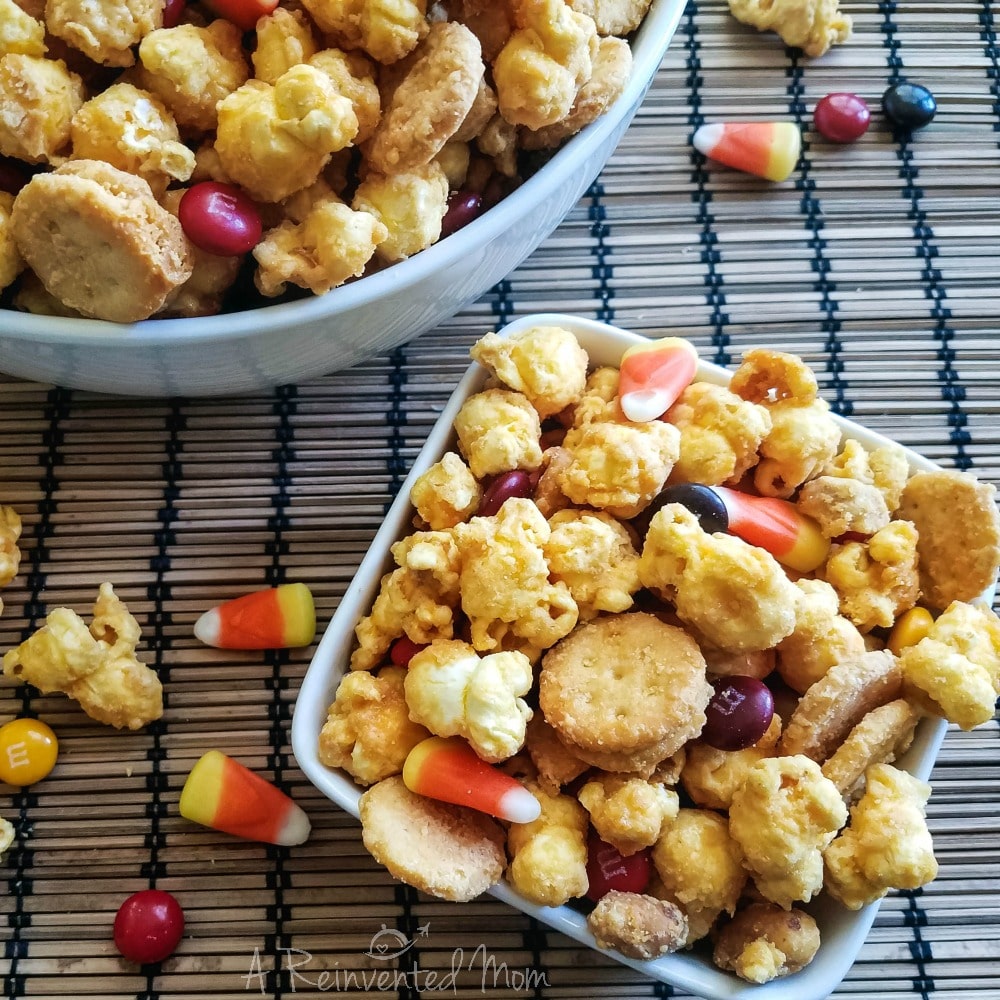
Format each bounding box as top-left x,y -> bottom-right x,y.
0,2 -> 685,397
292,313 -> 996,1000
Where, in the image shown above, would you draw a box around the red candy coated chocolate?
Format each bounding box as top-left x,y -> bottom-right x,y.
389,636 -> 426,667
113,889 -> 185,964
178,182 -> 262,256
814,93 -> 871,144
585,832 -> 651,901
478,470 -> 532,517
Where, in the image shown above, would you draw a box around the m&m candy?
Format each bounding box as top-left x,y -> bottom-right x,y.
0,718 -> 58,786
814,93 -> 871,143
113,889 -> 185,964
882,82 -> 937,132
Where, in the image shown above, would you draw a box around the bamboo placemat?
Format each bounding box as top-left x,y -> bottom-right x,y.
2,1 -> 1000,997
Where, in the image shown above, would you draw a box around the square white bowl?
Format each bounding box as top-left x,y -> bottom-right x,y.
292,313 -> 992,1000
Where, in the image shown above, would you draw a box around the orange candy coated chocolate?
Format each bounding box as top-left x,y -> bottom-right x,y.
402,736 -> 540,824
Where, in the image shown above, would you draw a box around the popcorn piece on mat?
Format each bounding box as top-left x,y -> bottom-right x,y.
402,735 -> 541,823
895,469 -> 1000,609
692,122 -> 801,183
194,583 -> 316,650
823,763 -> 937,909
712,902 -> 821,984
507,779 -> 590,907
2,583 -> 163,730
403,639 -> 533,763
318,666 -> 429,786
728,755 -> 847,908
617,336 -> 698,423
898,600 -> 1000,731
359,775 -> 506,902
587,890 -> 688,960
0,815 -> 14,859
179,750 -> 311,846
0,505 -> 22,614
727,0 -> 852,58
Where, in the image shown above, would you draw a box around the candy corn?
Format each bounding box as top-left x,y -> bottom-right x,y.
713,486 -> 830,573
194,583 -> 315,649
402,736 -> 541,824
692,122 -> 801,182
179,750 -> 311,846
618,337 -> 698,422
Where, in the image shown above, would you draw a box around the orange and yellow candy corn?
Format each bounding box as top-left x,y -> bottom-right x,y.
194,583 -> 315,649
714,486 -> 829,573
692,122 -> 801,182
179,750 -> 311,846
618,337 -> 698,422
402,736 -> 541,824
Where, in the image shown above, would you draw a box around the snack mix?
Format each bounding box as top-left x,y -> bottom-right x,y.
318,323 -> 1000,984
0,0 -> 653,322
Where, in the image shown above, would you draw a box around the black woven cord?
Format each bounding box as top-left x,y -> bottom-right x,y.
588,180 -> 615,324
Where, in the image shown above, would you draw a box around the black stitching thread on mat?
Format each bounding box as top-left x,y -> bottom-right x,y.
682,0 -> 731,367
786,55 -> 851,416
393,884 -> 421,1000
489,276 -> 514,331
136,403 -> 183,994
385,348 -> 409,511
3,386 -> 68,994
880,0 -> 971,470
588,180 -> 615,323
903,889 -> 935,997
265,384 -> 298,998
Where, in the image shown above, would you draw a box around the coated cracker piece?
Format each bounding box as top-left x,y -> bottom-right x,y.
777,648 -> 902,763
10,159 -> 192,322
539,612 -> 712,760
895,469 -> 1000,609
821,697 -> 919,797
358,775 -> 506,901
366,20 -> 485,175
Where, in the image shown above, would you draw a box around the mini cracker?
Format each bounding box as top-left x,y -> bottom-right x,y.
821,698 -> 920,796
539,612 -> 712,761
778,649 -> 902,763
358,775 -> 506,902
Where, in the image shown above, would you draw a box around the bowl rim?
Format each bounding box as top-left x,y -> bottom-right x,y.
291,313 -> 992,1000
0,0 -> 687,348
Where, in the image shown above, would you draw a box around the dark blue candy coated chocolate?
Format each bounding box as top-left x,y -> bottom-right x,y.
882,82 -> 937,132
660,484 -> 729,533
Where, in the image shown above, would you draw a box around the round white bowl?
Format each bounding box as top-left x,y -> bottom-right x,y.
0,0 -> 685,396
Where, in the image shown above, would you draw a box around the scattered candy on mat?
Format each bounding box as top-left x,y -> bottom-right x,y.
113,889 -> 185,965
617,337 -> 699,422
0,718 -> 58,787
179,750 -> 311,846
882,82 -> 937,132
194,583 -> 316,649
813,93 -> 871,143
402,736 -> 541,824
692,122 -> 801,182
